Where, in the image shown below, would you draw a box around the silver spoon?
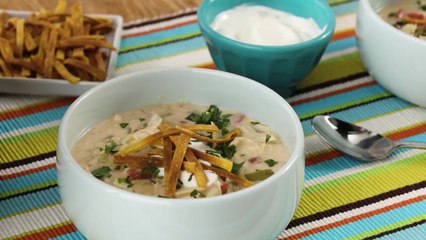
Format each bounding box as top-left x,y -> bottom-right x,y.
311,115 -> 426,162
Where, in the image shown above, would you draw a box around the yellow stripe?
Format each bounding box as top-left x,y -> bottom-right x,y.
0,126 -> 58,163
298,52 -> 365,89
294,153 -> 426,218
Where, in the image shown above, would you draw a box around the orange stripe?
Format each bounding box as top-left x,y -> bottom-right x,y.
290,80 -> 375,106
122,19 -> 198,38
281,194 -> 426,239
332,28 -> 355,41
0,163 -> 56,180
0,97 -> 75,121
16,222 -> 77,240
306,122 -> 426,166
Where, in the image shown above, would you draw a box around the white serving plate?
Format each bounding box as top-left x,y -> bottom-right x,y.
0,10 -> 123,96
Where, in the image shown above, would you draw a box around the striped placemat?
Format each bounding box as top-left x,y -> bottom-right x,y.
1,0 -> 426,239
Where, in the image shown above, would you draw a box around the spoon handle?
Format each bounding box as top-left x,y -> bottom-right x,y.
396,141 -> 426,150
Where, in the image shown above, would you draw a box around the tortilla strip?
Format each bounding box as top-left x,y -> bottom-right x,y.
54,0 -> 67,14
163,137 -> 173,189
165,134 -> 191,198
58,36 -> 115,49
0,38 -> 15,61
175,125 -> 239,143
63,58 -> 106,81
114,155 -> 164,168
190,147 -> 233,172
15,18 -> 25,57
183,161 -> 196,173
9,58 -> 39,72
185,149 -> 208,187
43,28 -> 58,78
201,163 -> 254,188
24,29 -> 37,52
0,58 -> 12,77
54,60 -> 80,84
147,147 -> 165,157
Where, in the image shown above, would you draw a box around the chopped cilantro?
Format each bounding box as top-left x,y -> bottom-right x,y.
158,195 -> 169,198
118,176 -> 133,188
265,134 -> 271,143
232,161 -> 245,174
119,122 -> 129,128
245,169 -> 274,181
141,167 -> 160,179
139,118 -> 145,122
388,12 -> 397,18
205,149 -> 222,157
190,189 -> 206,198
176,179 -> 183,189
185,105 -> 231,134
91,166 -> 112,180
104,140 -> 118,154
214,143 -> 236,159
250,121 -> 260,125
188,173 -> 194,181
264,159 -> 278,167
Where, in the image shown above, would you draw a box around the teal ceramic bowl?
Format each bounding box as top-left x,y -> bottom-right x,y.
198,0 -> 335,97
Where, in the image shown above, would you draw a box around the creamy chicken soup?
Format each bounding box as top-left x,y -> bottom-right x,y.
379,0 -> 426,39
72,103 -> 288,198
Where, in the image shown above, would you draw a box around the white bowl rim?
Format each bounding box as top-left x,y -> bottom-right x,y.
58,67 -> 305,205
360,0 -> 426,45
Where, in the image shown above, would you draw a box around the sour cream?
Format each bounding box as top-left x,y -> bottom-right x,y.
210,4 -> 323,46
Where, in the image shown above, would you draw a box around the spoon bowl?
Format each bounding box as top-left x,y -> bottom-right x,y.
311,115 -> 426,162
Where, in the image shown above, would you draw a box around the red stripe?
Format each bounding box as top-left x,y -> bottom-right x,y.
307,122 -> 426,166
282,194 -> 426,239
0,163 -> 56,180
122,19 -> 198,38
16,222 -> 78,240
290,80 -> 375,106
0,97 -> 75,121
332,28 -> 355,41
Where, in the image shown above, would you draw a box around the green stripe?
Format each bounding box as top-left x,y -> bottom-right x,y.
298,92 -> 392,120
0,180 -> 57,199
295,152 -> 426,218
298,51 -> 365,90
0,126 -> 58,163
344,214 -> 426,240
119,31 -> 201,53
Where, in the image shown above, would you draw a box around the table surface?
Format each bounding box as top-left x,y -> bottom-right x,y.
1,0 -> 426,240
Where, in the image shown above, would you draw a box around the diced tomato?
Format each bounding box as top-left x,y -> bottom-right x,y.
127,168 -> 142,180
248,156 -> 261,163
407,12 -> 424,20
220,182 -> 229,194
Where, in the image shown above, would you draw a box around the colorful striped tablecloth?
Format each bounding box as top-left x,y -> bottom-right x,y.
1,0 -> 426,239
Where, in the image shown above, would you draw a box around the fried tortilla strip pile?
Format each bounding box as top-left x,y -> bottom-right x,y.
0,0 -> 115,83
114,123 -> 254,198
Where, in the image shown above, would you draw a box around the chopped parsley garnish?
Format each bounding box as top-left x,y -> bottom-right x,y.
205,149 -> 222,157
141,167 -> 160,179
104,140 -> 118,154
232,161 -> 245,174
119,122 -> 129,128
91,166 -> 112,180
265,134 -> 271,143
118,176 -> 134,188
188,173 -> 194,182
190,189 -> 206,198
250,121 -> 260,125
176,179 -> 183,189
264,159 -> 278,167
139,118 -> 145,122
185,105 -> 231,134
214,143 -> 236,159
388,12 -> 397,18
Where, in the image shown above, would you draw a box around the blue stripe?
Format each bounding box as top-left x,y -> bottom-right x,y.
377,222 -> 426,240
116,36 -> 206,67
324,36 -> 356,54
48,231 -> 86,240
0,168 -> 57,195
305,132 -> 426,180
302,199 -> 426,239
294,84 -> 389,117
121,24 -> 200,48
0,106 -> 67,134
301,97 -> 413,136
0,187 -> 60,218
332,1 -> 359,16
